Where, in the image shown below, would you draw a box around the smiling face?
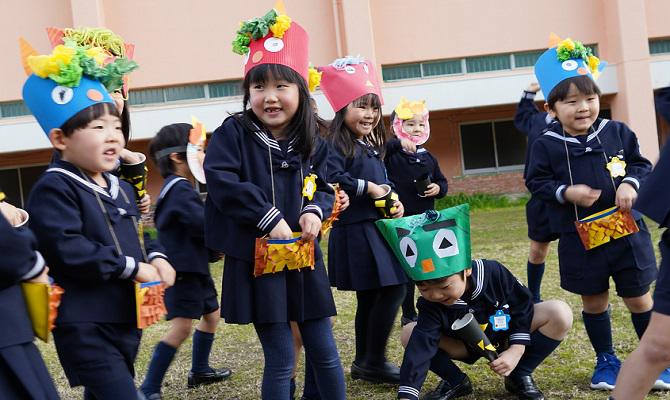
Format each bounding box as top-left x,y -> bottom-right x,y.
547,82 -> 600,136
401,115 -> 427,137
343,101 -> 380,139
249,75 -> 300,139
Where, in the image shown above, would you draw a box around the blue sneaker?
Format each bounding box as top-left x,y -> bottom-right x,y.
590,353 -> 621,390
653,368 -> 670,390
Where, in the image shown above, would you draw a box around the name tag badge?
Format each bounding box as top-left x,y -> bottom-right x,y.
606,156 -> 626,178
489,309 -> 511,331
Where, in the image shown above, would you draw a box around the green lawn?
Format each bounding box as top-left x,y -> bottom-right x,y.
37,206 -> 670,399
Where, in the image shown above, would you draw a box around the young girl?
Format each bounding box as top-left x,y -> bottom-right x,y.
204,7 -> 345,400
385,97 -> 448,326
22,42 -> 176,398
527,35 -> 670,390
319,57 -> 408,384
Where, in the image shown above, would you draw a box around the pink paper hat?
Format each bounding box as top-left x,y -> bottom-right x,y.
243,22 -> 309,81
318,57 -> 383,112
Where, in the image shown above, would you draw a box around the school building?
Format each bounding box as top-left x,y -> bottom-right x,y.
1,0 -> 669,206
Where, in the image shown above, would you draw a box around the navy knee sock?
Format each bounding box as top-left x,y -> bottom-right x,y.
631,310 -> 652,339
191,329 -> 215,373
290,376 -> 296,399
429,349 -> 465,386
526,261 -> 545,303
582,307 -> 614,356
141,341 -> 177,395
511,331 -> 562,378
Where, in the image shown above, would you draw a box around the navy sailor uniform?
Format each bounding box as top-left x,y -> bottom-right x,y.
398,259 -> 533,400
326,139 -> 408,290
384,138 -> 448,216
515,91 -> 558,242
26,158 -> 168,387
0,216 -> 59,399
155,175 -> 219,320
526,118 -> 657,296
204,114 -> 336,324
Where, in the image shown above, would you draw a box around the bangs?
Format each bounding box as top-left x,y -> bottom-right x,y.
60,102 -> 120,136
547,76 -> 601,107
245,63 -> 306,86
351,93 -> 382,109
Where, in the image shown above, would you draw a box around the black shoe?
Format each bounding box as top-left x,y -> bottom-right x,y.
504,375 -> 544,400
350,361 -> 400,384
187,367 -> 233,388
401,315 -> 418,326
421,375 -> 473,400
138,391 -> 162,400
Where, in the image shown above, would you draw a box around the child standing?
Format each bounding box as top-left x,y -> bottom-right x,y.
514,82 -> 556,303
527,35 -> 670,390
319,57 -> 408,384
140,123 -> 232,399
204,6 -> 345,400
22,42 -> 176,399
385,97 -> 448,325
0,198 -> 59,400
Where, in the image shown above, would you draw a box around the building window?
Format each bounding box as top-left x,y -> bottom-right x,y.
0,165 -> 48,207
164,84 -> 205,102
0,101 -> 31,118
650,38 -> 670,55
381,63 -> 422,81
209,81 -> 243,98
465,54 -> 511,73
513,50 -> 543,68
460,120 -> 526,173
422,60 -> 462,77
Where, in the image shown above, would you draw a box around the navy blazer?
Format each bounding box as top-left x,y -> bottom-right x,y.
384,138 -> 448,216
0,216 -> 46,347
154,175 -> 210,274
398,259 -> 533,400
526,119 -> 652,233
204,114 -> 334,262
27,158 -> 167,324
513,91 -> 553,178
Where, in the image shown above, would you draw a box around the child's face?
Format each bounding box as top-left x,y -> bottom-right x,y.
249,76 -> 299,137
344,102 -> 380,139
59,113 -> 124,177
417,269 -> 471,306
401,115 -> 427,137
547,83 -> 600,136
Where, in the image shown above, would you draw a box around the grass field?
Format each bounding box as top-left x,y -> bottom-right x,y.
38,206 -> 670,399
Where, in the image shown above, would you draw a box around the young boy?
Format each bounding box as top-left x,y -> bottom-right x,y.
514,82 -> 557,303
140,123 -> 232,399
375,206 -> 572,400
22,41 -> 176,398
526,35 -> 670,390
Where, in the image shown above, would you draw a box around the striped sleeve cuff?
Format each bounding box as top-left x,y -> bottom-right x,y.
398,385 -> 420,400
148,252 -> 168,262
21,251 -> 46,281
522,91 -> 537,100
119,256 -> 138,279
622,177 -> 640,191
555,184 -> 567,204
356,179 -> 367,197
301,204 -> 323,220
258,206 -> 283,232
509,332 -> 532,346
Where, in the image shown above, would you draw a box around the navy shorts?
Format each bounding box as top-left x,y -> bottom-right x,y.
653,230 -> 670,315
165,272 -> 219,320
526,196 -> 559,243
557,220 -> 657,297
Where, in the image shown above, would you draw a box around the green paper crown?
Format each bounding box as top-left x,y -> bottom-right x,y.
375,205 -> 471,281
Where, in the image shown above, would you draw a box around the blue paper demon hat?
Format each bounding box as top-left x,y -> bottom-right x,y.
534,33 -> 607,99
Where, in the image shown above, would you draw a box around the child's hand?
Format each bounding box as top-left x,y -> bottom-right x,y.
564,184 -> 601,207
137,194 -> 151,215
526,82 -> 540,93
0,201 -> 23,226
111,90 -> 125,114
489,345 -> 525,376
151,258 -> 176,287
615,182 -> 638,211
299,213 -> 322,241
391,200 -> 405,218
423,183 -> 441,197
400,139 -> 417,153
119,149 -> 143,165
269,219 -> 293,240
135,262 -> 161,283
27,266 -> 50,284
367,182 -> 388,198
337,190 -> 350,211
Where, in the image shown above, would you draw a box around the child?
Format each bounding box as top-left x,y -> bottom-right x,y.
385,97 -> 448,325
514,82 -> 556,303
374,207 -> 572,400
319,56 -> 408,384
22,42 -> 176,399
0,198 -> 59,400
526,35 -> 670,390
204,6 -> 345,400
140,123 -> 232,398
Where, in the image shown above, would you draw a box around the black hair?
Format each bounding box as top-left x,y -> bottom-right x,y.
309,97 -> 331,138
59,102 -> 121,137
415,270 -> 468,287
328,93 -> 386,159
239,63 -> 316,159
120,99 -> 131,143
148,123 -> 190,178
547,75 -> 601,109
